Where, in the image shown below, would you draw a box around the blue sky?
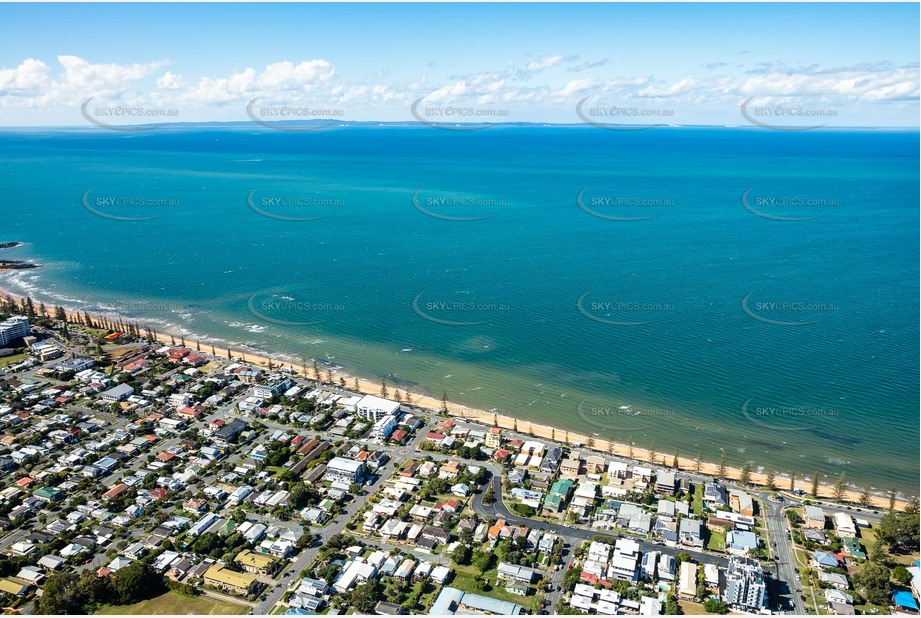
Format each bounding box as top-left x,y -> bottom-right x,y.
0,3 -> 918,127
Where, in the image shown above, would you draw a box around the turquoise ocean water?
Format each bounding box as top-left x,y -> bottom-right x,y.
0,125 -> 917,491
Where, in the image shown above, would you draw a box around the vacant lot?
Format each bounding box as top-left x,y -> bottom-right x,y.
95,591 -> 249,615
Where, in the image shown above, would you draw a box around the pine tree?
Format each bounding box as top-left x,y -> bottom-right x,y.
353,377 -> 360,393
888,489 -> 897,511
380,379 -> 388,398
811,470 -> 821,497
627,435 -> 634,460
649,438 -> 656,464
833,472 -> 847,502
671,450 -> 679,470
718,452 -> 727,480
789,469 -> 796,492
740,461 -> 752,486
766,469 -> 776,491
858,485 -> 871,508
313,360 -> 320,381
441,391 -> 448,414
339,377 -> 346,389
694,450 -> 702,474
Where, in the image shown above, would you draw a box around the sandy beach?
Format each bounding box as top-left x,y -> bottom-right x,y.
1,287 -> 909,510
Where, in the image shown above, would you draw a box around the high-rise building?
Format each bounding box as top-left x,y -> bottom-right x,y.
0,316 -> 29,346
723,557 -> 767,612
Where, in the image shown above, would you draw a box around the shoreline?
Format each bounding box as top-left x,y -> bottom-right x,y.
0,285 -> 913,510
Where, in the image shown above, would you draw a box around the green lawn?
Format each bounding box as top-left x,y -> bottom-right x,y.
95,591 -> 249,615
706,530 -> 726,551
861,526 -> 915,566
450,567 -> 542,611
0,352 -> 27,367
691,484 -> 704,516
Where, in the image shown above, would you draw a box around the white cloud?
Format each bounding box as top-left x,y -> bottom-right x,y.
0,54 -> 915,125
524,54 -> 579,75
156,71 -> 184,90
0,58 -> 52,93
738,63 -> 919,102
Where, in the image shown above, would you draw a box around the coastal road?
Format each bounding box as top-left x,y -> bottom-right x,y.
755,492 -> 805,615
470,467 -> 730,569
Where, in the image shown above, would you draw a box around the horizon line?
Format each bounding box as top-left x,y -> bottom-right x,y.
0,120 -> 919,131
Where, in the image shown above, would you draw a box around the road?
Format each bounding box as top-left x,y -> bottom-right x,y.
247,420 -> 428,615
471,471 -> 728,569
754,491 -> 804,614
